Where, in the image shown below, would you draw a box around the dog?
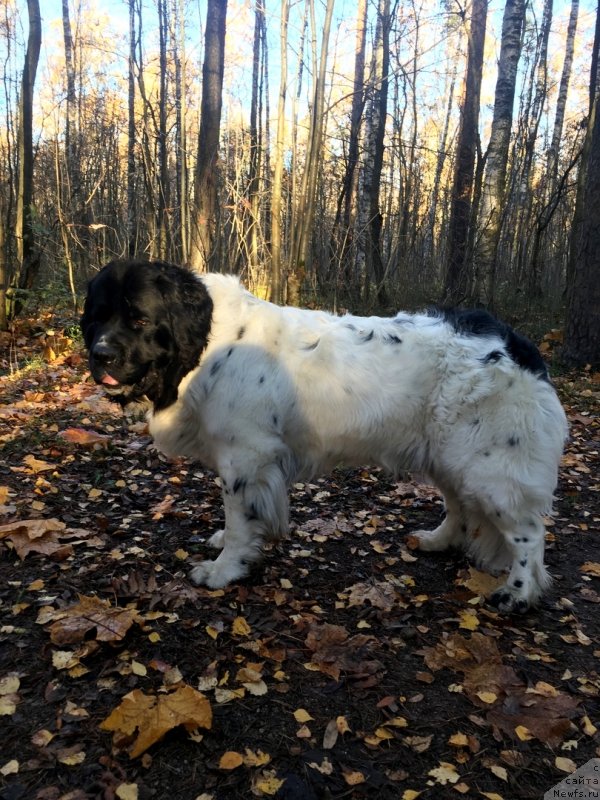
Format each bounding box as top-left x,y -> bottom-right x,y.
81,259 -> 568,612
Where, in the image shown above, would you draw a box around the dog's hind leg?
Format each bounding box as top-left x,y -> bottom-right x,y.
189,459 -> 290,589
413,488 -> 468,552
486,514 -> 550,613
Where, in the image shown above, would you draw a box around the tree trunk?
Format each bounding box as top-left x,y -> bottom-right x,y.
270,0 -> 290,303
127,0 -> 137,258
246,0 -> 266,278
547,0 -> 579,189
156,0 -> 171,259
13,0 -> 41,318
190,0 -> 227,271
290,0 -> 335,298
355,0 -> 391,304
563,4 -> 600,367
472,0 -> 525,306
330,0 -> 367,279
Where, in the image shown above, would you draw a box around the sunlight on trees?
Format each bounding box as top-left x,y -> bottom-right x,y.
0,0 -> 597,362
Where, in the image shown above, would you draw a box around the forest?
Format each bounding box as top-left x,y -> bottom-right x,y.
0,0 -> 598,365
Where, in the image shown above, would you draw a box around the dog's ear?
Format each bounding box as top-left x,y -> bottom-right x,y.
156,263 -> 213,363
150,262 -> 214,410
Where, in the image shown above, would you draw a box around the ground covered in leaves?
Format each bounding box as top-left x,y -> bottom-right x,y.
0,320 -> 599,800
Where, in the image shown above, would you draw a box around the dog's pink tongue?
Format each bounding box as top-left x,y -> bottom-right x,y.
101,374 -> 120,386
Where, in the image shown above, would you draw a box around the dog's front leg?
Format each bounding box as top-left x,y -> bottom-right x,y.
189,460 -> 290,589
189,492 -> 262,588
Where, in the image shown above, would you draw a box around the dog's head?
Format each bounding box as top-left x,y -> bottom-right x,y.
80,260 -> 213,410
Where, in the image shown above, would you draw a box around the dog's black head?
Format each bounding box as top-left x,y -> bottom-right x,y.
81,259 -> 213,411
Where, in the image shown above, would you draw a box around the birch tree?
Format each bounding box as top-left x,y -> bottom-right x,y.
270,0 -> 290,303
13,0 -> 41,317
472,0 -> 525,305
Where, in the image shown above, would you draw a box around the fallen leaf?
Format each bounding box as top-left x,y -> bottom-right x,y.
294,708 -> 313,723
116,784 -> 139,800
555,756 -> 577,773
251,769 -> 285,796
219,751 -> 244,770
342,768 -> 366,786
59,427 -> 109,447
100,685 -> 212,758
428,761 -> 460,785
0,518 -> 73,560
45,595 -> 141,644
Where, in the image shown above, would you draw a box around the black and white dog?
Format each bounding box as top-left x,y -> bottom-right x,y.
81,260 -> 568,612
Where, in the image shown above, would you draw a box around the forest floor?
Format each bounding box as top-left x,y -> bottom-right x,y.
0,317 -> 599,800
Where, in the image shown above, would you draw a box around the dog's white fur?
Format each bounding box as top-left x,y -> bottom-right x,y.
148,274 -> 567,611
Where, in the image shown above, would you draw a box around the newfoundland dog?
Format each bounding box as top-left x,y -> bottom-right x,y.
81,259 -> 568,612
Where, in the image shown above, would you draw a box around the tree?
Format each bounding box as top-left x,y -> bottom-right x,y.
547,0 -> 579,189
270,0 -> 290,303
190,0 -> 227,271
563,4 -> 600,368
443,0 -> 488,303
330,0 -> 367,280
354,0 -> 391,304
289,0 -> 335,299
13,0 -> 41,317
472,0 -> 525,305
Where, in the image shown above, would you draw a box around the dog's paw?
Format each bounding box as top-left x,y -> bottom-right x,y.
488,585 -> 530,614
412,528 -> 450,552
207,530 -> 226,549
189,557 -> 249,589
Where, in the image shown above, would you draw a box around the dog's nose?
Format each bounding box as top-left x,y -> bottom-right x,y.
91,339 -> 117,365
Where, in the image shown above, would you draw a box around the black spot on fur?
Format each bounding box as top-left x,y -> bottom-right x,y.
361,330 -> 374,343
513,579 -> 523,588
522,537 -> 529,543
227,347 -> 234,358
507,436 -> 520,447
433,307 -> 549,380
210,359 -> 222,377
490,590 -> 512,608
233,478 -> 246,494
385,335 -> 402,344
272,415 -> 279,427
302,340 -> 320,351
520,559 -> 527,567
237,326 -> 246,340
259,375 -> 265,384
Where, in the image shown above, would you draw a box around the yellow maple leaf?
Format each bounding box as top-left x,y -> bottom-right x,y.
100,686 -> 212,758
